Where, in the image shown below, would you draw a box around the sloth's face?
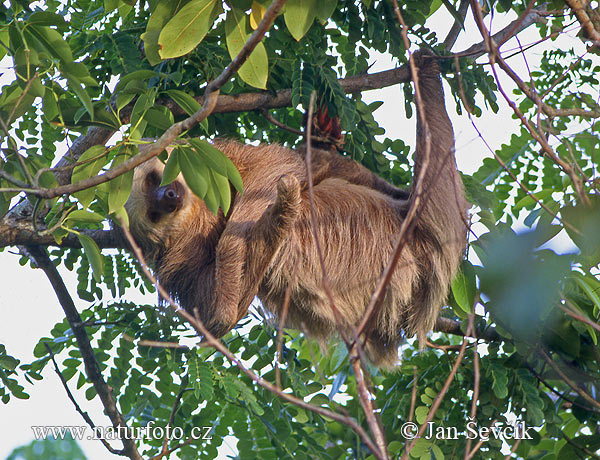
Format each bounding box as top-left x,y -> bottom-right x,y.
139,166 -> 186,224
125,157 -> 193,250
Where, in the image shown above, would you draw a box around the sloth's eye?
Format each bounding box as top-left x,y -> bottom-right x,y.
145,170 -> 161,189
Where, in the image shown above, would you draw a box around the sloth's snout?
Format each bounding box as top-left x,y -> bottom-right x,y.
155,182 -> 184,214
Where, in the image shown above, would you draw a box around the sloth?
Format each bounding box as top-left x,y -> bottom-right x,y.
124,51 -> 469,367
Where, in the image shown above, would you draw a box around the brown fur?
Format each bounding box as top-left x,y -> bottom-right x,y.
125,51 -> 469,367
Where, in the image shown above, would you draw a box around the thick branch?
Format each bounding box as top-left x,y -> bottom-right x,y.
0,218 -> 119,248
26,246 -> 141,460
564,0 -> 600,43
457,5 -> 548,58
443,0 -> 470,51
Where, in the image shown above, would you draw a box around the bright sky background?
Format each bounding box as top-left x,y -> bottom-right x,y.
0,5 -> 587,460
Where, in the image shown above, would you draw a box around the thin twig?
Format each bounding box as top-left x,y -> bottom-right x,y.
538,348 -> 600,409
401,334 -> 470,460
560,298 -> 600,333
44,343 -> 120,455
503,438 -> 522,460
469,0 -> 591,206
464,328 -> 480,460
408,367 -> 418,423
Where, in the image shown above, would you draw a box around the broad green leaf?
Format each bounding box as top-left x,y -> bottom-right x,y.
166,89 -> 202,115
513,189 -> 553,211
0,28 -> 8,61
158,0 -> 218,59
160,149 -> 181,186
29,12 -> 69,30
65,209 -> 105,224
114,70 -> 158,93
451,261 -> 476,314
189,139 -> 228,175
107,148 -> 134,214
203,176 -> 219,214
211,169 -> 231,214
179,147 -> 209,198
315,0 -> 337,22
68,80 -> 94,120
284,0 -> 318,41
105,0 -> 119,12
144,107 -> 174,131
142,1 -> 180,65
25,25 -> 73,64
77,233 -> 104,282
116,92 -> 136,115
225,8 -> 269,89
112,205 -> 129,228
130,91 -> 156,133
225,157 -> 243,193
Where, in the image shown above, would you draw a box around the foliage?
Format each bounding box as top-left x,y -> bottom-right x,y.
7,434 -> 87,460
1,0 -> 600,459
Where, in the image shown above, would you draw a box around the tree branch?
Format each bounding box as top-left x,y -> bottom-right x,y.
457,5 -> 548,59
44,343 -> 121,455
26,246 -> 141,460
434,317 -> 502,342
443,0 -> 470,51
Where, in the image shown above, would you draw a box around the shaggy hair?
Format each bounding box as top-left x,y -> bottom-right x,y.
124,51 -> 469,367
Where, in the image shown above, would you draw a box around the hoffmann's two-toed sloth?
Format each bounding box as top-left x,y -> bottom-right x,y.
125,52 -> 469,367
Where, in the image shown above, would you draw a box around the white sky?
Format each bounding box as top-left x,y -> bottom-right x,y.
0,6 -> 588,460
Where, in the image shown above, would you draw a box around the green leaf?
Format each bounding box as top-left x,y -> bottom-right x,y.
211,169 -> 232,214
203,177 -> 219,214
0,355 -> 19,371
284,0 -> 318,41
179,146 -> 209,198
160,149 -> 181,186
0,27 -> 8,61
130,91 -> 156,135
141,2 -> 181,65
513,189 -> 553,211
451,261 -> 476,314
415,406 -> 429,425
158,0 -> 218,59
114,70 -> 158,93
68,80 -> 94,120
65,209 -> 105,224
77,233 -> 104,282
189,139 -> 228,175
315,0 -> 337,22
72,145 -> 109,208
166,89 -> 202,115
25,25 -> 73,64
225,9 -> 269,89
225,155 -> 243,194
107,148 -> 134,214
143,107 -> 174,131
